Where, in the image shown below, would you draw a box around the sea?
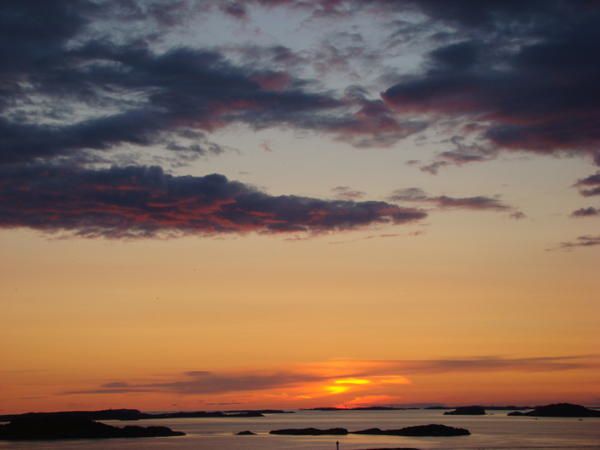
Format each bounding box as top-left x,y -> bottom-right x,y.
1,409 -> 599,450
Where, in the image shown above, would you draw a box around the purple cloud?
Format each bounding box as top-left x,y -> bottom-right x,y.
0,165 -> 426,239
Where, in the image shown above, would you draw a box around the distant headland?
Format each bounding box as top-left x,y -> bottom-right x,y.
507,403 -> 600,417
0,408 -> 292,423
444,406 -> 487,415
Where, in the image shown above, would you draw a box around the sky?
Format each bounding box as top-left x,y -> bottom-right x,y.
1,0 -> 599,413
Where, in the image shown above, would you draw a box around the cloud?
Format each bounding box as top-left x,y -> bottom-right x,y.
67,355 -> 598,396
571,207 -> 600,218
0,1 -> 430,168
418,137 -> 498,174
364,355 -> 598,375
67,370 -> 328,395
0,164 -> 426,238
5,0 -> 598,170
333,90 -> 427,148
331,186 -> 366,200
0,41 -> 345,165
380,1 -> 600,166
388,187 -> 523,216
557,235 -> 600,250
575,172 -> 600,197
388,188 -> 429,202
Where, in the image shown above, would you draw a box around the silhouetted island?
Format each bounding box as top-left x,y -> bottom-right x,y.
0,413 -> 184,440
236,430 -> 256,435
507,403 -> 600,417
476,405 -> 532,410
270,424 -> 469,437
444,406 -> 486,415
353,424 -> 470,436
270,427 -> 349,435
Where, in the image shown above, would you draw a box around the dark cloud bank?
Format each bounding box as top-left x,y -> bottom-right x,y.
0,165 -> 425,238
4,0 -> 600,166
0,0 -> 426,167
1,1 -> 600,241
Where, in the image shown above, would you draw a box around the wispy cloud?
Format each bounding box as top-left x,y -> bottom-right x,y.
556,235 -> 600,250
331,186 -> 366,200
388,187 -> 524,217
571,207 -> 600,218
575,172 -> 600,197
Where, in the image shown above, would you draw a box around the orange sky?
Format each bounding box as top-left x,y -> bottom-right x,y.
2,1 -> 600,414
1,229 -> 599,413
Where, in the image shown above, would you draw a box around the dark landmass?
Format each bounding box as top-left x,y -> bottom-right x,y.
229,409 -> 293,414
0,414 -> 184,440
444,406 -> 486,415
423,406 -> 449,410
477,405 -> 532,411
236,430 -> 256,435
0,409 -> 263,422
353,424 -> 470,437
507,403 -> 600,417
270,427 -> 349,435
353,428 -> 392,435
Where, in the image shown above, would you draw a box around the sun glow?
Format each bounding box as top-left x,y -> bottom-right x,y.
325,385 -> 350,394
334,378 -> 371,385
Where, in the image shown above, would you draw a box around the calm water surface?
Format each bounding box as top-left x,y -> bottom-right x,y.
1,410 -> 599,449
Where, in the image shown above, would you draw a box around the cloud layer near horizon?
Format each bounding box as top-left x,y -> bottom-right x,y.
67,355 -> 599,396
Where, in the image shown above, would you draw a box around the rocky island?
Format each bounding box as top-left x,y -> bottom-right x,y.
444,406 -> 486,415
508,403 -> 600,417
270,424 -> 470,437
353,424 -> 470,437
0,413 -> 184,440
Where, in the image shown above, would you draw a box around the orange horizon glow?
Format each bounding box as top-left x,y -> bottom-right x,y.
1,349 -> 599,413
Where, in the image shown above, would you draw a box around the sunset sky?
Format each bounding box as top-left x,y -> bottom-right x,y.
1,0 -> 600,414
